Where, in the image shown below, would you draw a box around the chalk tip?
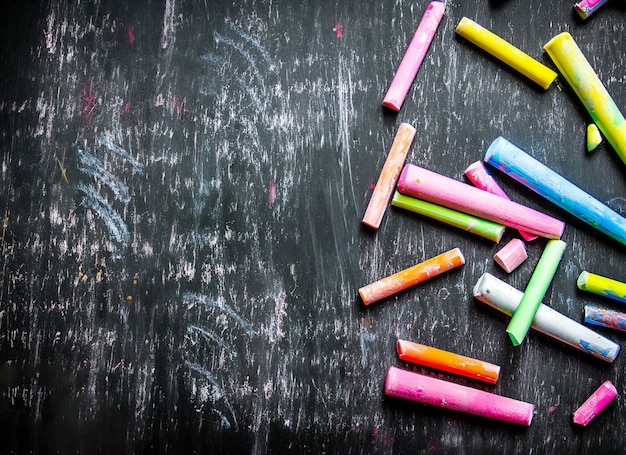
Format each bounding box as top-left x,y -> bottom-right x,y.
587,124 -> 603,152
576,270 -> 589,290
382,99 -> 401,112
506,329 -> 523,346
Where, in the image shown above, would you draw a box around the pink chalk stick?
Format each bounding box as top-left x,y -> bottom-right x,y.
397,163 -> 565,239
363,123 -> 416,229
382,1 -> 446,111
494,238 -> 528,273
464,161 -> 537,241
385,367 -> 534,425
573,380 -> 617,426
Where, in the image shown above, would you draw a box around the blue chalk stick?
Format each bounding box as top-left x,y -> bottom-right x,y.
484,136 -> 626,247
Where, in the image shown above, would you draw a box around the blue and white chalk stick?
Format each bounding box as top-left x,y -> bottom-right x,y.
484,136 -> 626,247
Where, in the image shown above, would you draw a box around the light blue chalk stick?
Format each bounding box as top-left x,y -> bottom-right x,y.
484,136 -> 626,247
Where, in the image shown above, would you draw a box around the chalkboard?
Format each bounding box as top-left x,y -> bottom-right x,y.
1,0 -> 626,453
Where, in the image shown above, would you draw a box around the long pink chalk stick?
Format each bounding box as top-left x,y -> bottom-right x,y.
382,1 -> 446,111
363,123 -> 416,229
464,161 -> 537,242
573,380 -> 617,426
397,163 -> 565,239
385,367 -> 534,425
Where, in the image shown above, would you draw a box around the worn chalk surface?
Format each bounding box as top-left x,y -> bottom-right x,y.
1,0 -> 625,453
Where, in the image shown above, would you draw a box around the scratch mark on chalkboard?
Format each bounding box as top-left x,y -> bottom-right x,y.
184,292 -> 256,337
77,147 -> 131,204
225,19 -> 276,68
97,133 -> 144,174
187,324 -> 238,359
161,0 -> 176,49
184,360 -> 239,431
213,31 -> 270,97
359,326 -> 376,367
337,54 -> 359,217
75,182 -> 130,244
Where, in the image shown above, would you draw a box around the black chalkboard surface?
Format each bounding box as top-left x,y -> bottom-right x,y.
2,0 -> 626,453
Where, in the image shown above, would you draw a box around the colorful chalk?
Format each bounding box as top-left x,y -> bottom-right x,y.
397,163 -> 565,239
396,339 -> 501,384
573,380 -> 617,426
506,240 -> 566,346
391,191 -> 505,243
544,32 -> 626,166
363,123 -> 416,229
577,271 -> 626,304
384,367 -> 534,426
484,136 -> 626,247
358,248 -> 465,306
494,238 -> 527,273
382,1 -> 446,111
584,305 -> 626,332
574,0 -> 611,19
455,17 -> 557,89
464,161 -> 536,241
587,124 -> 602,152
473,273 -> 620,363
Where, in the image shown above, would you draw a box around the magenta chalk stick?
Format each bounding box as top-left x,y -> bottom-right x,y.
382,1 -> 446,111
397,163 -> 565,239
384,367 -> 534,426
573,380 -> 617,426
494,238 -> 528,273
465,161 -> 537,241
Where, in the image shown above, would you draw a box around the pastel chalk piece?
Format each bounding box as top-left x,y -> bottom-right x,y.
465,161 -> 537,241
358,248 -> 465,306
382,1 -> 446,111
391,191 -> 505,243
454,17 -> 557,89
384,367 -> 534,426
574,0 -> 611,19
584,305 -> 626,332
396,339 -> 501,384
506,239 -> 567,346
473,273 -> 620,363
577,271 -> 626,304
484,136 -> 626,247
397,163 -> 565,239
494,238 -> 527,273
362,122 -> 416,229
573,380 -> 617,426
587,124 -> 603,152
544,32 -> 626,166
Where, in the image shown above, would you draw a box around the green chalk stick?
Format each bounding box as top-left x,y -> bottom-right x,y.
391,191 -> 506,243
506,239 -> 567,346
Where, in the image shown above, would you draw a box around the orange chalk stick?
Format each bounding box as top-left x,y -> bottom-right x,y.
362,122 -> 416,229
397,339 -> 501,384
358,248 -> 465,305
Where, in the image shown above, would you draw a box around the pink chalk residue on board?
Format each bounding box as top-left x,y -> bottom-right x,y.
127,26 -> 135,47
82,84 -> 97,126
268,177 -> 276,204
171,96 -> 187,119
334,23 -> 343,38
